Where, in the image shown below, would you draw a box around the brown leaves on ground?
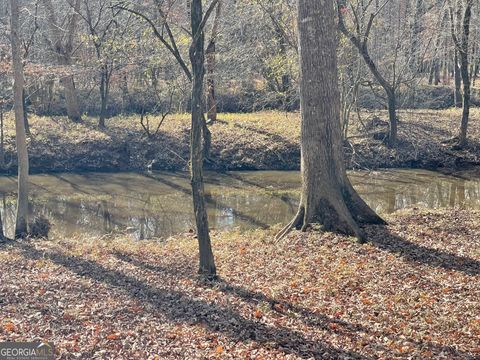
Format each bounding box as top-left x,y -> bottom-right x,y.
0,209 -> 479,359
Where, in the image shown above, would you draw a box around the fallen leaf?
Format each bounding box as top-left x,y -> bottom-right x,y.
3,322 -> 15,332
106,333 -> 121,340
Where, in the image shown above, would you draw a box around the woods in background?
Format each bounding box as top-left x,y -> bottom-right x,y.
1,0 -> 480,276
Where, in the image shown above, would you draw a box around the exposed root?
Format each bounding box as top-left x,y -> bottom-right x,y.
274,206 -> 304,242
275,196 -> 370,244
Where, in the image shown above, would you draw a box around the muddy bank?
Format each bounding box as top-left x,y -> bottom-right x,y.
0,109 -> 479,174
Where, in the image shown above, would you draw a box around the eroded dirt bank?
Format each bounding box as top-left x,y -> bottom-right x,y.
0,109 -> 478,174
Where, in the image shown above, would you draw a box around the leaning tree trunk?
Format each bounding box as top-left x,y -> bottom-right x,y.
277,0 -> 385,243
10,0 -> 29,238
337,1 -> 398,147
190,0 -> 216,277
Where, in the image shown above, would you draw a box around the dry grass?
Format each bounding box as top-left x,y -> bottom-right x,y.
0,209 -> 479,359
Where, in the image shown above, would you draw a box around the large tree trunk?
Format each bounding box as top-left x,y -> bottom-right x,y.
190,0 -> 216,278
277,0 -> 385,243
10,0 -> 29,238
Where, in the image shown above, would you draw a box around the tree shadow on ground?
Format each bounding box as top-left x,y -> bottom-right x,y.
112,249 -> 475,359
365,225 -> 480,277
16,242 -> 367,359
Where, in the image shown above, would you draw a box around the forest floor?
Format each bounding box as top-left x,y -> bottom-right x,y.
0,209 -> 479,359
0,108 -> 479,173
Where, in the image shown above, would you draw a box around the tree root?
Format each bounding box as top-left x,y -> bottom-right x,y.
274,206 -> 304,242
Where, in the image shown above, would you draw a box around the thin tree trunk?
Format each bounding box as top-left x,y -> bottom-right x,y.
0,107 -> 5,168
22,89 -> 30,135
190,0 -> 216,278
205,0 -> 221,123
457,0 -> 473,147
459,52 -> 470,146
387,90 -> 397,147
10,0 -> 29,238
454,50 -> 463,107
337,1 -> 398,146
277,0 -> 385,243
99,68 -> 107,128
205,41 -> 217,122
0,107 -> 3,239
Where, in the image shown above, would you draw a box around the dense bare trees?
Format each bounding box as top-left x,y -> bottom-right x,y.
41,0 -> 83,122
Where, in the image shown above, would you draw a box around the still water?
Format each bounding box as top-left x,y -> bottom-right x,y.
0,169 -> 478,240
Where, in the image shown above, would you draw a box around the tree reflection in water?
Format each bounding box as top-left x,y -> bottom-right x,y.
0,169 -> 477,240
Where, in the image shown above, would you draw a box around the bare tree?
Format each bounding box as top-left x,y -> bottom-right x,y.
449,0 -> 474,147
337,0 -> 401,147
205,0 -> 222,122
41,0 -> 83,122
10,0 -> 30,238
119,0 -> 219,277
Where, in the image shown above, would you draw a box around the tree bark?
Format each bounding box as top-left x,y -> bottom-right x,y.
190,0 -> 216,278
277,0 -> 385,243
98,65 -> 110,128
454,50 -> 463,107
451,0 -> 473,147
22,89 -> 30,135
10,0 -> 29,238
206,41 -> 217,122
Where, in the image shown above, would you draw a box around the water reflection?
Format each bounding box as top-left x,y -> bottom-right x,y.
0,169 -> 477,240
